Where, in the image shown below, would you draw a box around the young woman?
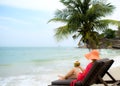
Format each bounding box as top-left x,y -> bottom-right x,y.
70,49 -> 100,86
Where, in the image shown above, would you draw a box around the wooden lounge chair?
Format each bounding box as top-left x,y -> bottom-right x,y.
48,58 -> 120,86
96,59 -> 120,86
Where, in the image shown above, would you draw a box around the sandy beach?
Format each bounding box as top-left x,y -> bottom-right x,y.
92,57 -> 120,86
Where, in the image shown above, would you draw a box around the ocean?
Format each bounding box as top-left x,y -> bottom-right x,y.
0,47 -> 120,86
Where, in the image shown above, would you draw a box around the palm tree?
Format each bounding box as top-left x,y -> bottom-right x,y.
49,0 -> 120,49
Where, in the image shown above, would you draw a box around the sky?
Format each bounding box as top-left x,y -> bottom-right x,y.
0,0 -> 120,47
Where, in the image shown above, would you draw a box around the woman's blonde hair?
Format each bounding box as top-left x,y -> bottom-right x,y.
74,61 -> 80,67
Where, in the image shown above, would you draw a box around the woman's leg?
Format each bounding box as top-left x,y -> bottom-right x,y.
58,68 -> 76,80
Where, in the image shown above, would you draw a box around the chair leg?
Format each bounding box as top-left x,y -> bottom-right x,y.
98,75 -> 108,86
111,80 -> 120,86
106,72 -> 116,82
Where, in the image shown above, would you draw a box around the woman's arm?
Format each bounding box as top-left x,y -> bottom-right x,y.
79,66 -> 85,72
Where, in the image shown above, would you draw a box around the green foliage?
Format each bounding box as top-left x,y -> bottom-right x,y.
103,29 -> 116,39
48,0 -> 120,49
116,26 -> 120,38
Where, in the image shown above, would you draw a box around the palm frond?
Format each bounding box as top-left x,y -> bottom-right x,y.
48,18 -> 68,23
94,19 -> 120,31
86,2 -> 115,22
54,25 -> 72,41
55,9 -> 72,20
101,19 -> 120,26
68,13 -> 83,31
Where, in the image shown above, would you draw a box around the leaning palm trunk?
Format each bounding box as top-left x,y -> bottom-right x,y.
87,39 -> 97,49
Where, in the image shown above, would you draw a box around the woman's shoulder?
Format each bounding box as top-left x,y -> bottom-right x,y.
86,62 -> 93,69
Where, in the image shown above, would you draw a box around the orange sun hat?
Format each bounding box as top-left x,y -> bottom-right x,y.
85,49 -> 100,60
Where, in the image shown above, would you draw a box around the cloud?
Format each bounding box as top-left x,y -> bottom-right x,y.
0,25 -> 11,30
0,0 -> 64,11
0,16 -> 32,24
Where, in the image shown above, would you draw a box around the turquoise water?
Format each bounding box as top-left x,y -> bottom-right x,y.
0,47 -> 120,86
0,47 -> 86,64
